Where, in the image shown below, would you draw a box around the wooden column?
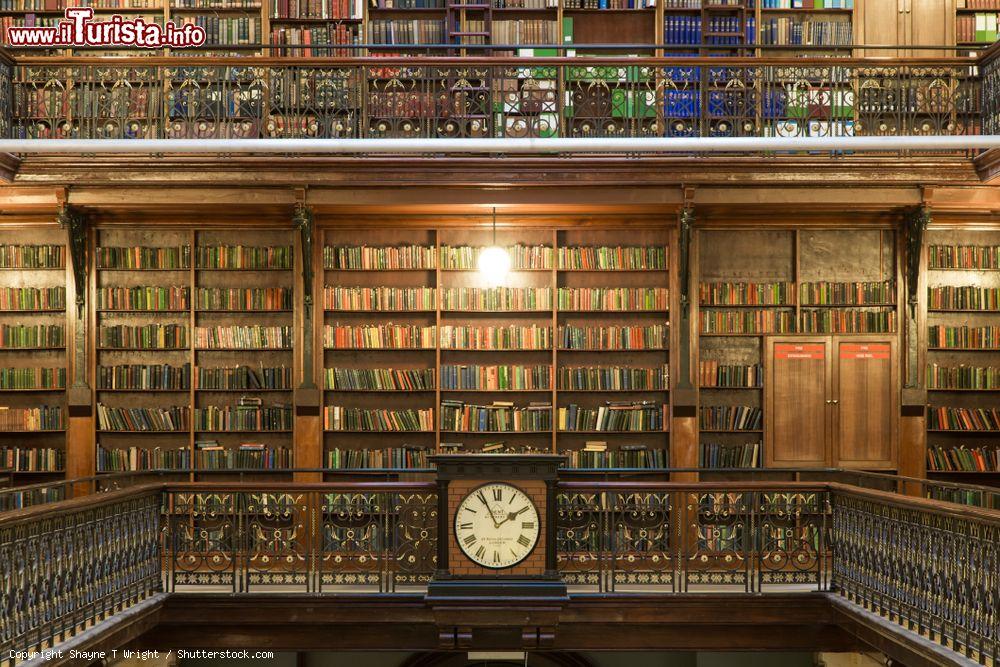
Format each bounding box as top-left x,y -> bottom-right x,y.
293,203 -> 321,482
59,204 -> 95,493
671,205 -> 698,482
899,205 -> 929,494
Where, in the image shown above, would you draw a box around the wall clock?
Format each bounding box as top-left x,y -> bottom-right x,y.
454,482 -> 540,569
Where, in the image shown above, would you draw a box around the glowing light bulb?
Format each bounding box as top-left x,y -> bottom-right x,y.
477,245 -> 511,285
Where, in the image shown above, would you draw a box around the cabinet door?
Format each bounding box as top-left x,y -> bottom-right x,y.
765,338 -> 832,468
909,0 -> 956,55
856,0 -> 903,57
833,338 -> 898,470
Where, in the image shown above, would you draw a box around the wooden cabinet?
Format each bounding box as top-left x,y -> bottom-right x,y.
856,0 -> 956,56
765,336 -> 897,470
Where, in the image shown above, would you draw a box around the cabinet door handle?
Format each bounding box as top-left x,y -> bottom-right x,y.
831,399 -> 839,405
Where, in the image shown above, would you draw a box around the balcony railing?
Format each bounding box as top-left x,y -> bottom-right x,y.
0,49 -> 992,155
1,473 -> 997,665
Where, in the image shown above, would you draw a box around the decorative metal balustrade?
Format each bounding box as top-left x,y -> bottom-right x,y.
3,56 -> 984,152
1,479 -> 997,665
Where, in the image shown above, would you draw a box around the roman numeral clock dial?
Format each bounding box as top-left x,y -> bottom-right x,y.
454,483 -> 540,569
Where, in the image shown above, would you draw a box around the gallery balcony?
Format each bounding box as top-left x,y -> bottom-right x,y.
0,468 -> 996,667
0,44 -> 996,185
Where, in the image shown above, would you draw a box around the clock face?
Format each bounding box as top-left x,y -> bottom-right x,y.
454,482 -> 540,569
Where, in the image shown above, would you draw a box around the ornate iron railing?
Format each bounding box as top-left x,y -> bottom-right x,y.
6,56 -> 983,152
1,479 -> 997,665
832,487 -> 1000,666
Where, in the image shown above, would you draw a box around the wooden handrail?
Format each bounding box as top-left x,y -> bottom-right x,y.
0,482 -> 163,528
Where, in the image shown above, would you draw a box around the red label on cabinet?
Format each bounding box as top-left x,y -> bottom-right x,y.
840,343 -> 891,360
775,343 -> 824,360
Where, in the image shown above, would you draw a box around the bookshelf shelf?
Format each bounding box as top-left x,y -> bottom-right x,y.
98,388 -> 191,393
700,429 -> 764,434
440,389 -> 551,393
440,430 -> 552,434
0,429 -> 67,434
326,429 -> 436,433
558,429 -> 668,434
327,389 -> 437,393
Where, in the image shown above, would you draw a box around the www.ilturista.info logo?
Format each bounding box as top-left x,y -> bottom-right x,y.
6,7 -> 206,48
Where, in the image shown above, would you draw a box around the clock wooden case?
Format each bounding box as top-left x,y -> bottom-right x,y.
427,454 -> 567,600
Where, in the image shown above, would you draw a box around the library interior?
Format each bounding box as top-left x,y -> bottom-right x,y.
0,0 -> 998,665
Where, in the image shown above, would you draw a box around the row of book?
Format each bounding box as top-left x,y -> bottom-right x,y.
0,324 -> 65,349
0,244 -> 64,270
326,367 -> 435,391
178,15 -> 262,45
698,362 -> 762,388
662,0 -> 700,6
799,281 -> 894,306
171,0 -> 259,7
97,245 -> 294,270
196,287 -> 293,311
556,288 -> 668,312
326,446 -> 428,469
700,310 -> 795,335
799,310 -> 896,334
438,324 -> 551,350
928,407 -> 1000,432
0,366 -> 66,390
926,364 -> 1000,391
928,245 -> 1000,270
759,0 -> 852,7
97,404 -> 190,432
439,244 -> 554,270
0,405 -> 64,431
928,326 -> 1000,350
440,364 -> 549,391
0,287 -> 65,311
926,445 -> 999,473
700,282 -> 793,306
270,25 -> 360,56
0,446 -> 64,472
196,442 -> 292,469
558,324 -> 668,350
958,12 -> 1000,43
96,286 -> 189,311
558,364 -> 668,391
98,324 -> 187,349
97,245 -> 190,270
271,0 -> 362,19
324,406 -> 433,431
441,400 -> 552,431
562,443 -> 667,469
194,402 -> 293,431
556,402 -> 664,432
664,16 -> 704,45
557,246 -> 666,271
928,286 -> 1000,311
564,0 -> 652,7
701,441 -> 761,468
324,323 -> 436,349
322,244 -> 667,271
491,19 -> 558,44
758,17 -> 852,46
325,244 -> 436,270
99,363 -> 191,390
195,326 -> 293,349
98,445 -> 191,472
327,324 -> 668,351
700,405 -> 762,431
199,364 -> 293,390
369,0 -> 441,7
368,18 -> 444,44
324,286 -> 436,311
441,287 -> 551,311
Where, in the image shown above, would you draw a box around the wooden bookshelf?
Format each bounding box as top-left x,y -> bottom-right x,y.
93,227 -> 296,479
924,229 -> 1000,482
0,228 -> 68,480
318,226 -> 670,473
696,228 -> 899,475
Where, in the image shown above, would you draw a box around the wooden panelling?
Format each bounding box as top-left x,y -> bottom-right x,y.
766,337 -> 831,468
834,338 -> 898,469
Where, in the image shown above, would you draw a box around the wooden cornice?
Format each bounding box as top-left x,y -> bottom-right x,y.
8,155 -> 984,188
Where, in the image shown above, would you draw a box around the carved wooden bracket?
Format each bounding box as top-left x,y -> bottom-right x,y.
674,206 -> 696,403
902,205 -> 929,398
293,204 -> 320,408
58,204 -> 92,409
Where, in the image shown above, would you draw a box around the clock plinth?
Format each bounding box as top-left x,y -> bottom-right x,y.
426,454 -> 568,638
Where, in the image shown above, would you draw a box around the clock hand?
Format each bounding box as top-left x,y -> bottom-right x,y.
504,506 -> 529,523
477,490 -> 503,528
